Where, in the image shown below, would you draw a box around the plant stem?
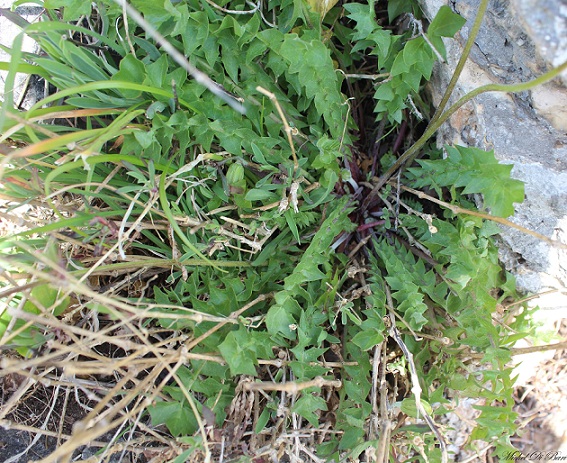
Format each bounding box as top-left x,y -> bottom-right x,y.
429,0 -> 489,126
362,59 -> 567,209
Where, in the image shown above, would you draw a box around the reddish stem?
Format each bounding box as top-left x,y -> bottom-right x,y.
357,220 -> 385,232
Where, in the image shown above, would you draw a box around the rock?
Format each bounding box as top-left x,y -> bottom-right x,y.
0,2 -> 44,110
419,0 -> 567,310
530,82 -> 567,131
513,0 -> 567,76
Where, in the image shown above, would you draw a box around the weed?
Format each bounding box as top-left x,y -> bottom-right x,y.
0,0 -> 564,462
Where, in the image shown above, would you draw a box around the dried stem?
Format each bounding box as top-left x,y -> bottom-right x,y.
398,183 -> 567,250
385,285 -> 448,463
244,376 -> 342,393
256,86 -> 299,173
112,0 -> 244,112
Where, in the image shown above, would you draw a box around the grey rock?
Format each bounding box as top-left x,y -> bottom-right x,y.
513,0 -> 567,76
420,0 -> 567,307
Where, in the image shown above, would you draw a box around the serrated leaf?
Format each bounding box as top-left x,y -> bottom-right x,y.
410,145 -> 524,217
344,3 -> 376,41
218,327 -> 270,376
403,38 -> 434,80
375,240 -> 430,330
279,35 -> 347,139
368,29 -> 392,59
312,136 -> 341,170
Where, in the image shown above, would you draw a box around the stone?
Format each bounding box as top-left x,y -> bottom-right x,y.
0,2 -> 44,110
530,82 -> 567,131
419,0 -> 567,311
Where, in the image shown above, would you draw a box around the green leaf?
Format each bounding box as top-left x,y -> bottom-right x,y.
111,55 -> 147,98
279,35 -> 347,139
312,136 -> 341,171
344,3 -> 376,41
226,163 -> 245,185
351,327 -> 384,351
403,37 -> 434,80
148,401 -> 197,437
291,394 -> 327,427
245,188 -> 276,201
285,209 -> 301,244
218,326 -> 267,376
172,450 -> 195,463
266,302 -> 298,340
428,6 -> 466,38
131,0 -> 171,27
410,145 -> 524,217
375,240 -> 432,330
400,398 -> 433,418
44,0 -> 92,21
22,284 -> 70,317
387,0 -> 419,22
255,408 -> 272,433
427,6 -> 466,59
144,54 -> 169,89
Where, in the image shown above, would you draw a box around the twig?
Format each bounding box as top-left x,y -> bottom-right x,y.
203,0 -> 260,15
376,342 -> 392,463
298,443 -> 327,463
469,340 -> 567,359
385,286 -> 448,463
112,0 -> 244,113
256,86 -> 299,173
348,234 -> 372,260
244,376 -> 342,393
458,444 -> 493,463
370,341 -> 384,417
184,293 -> 274,351
398,183 -> 567,249
503,289 -> 561,308
343,72 -> 390,80
120,0 -> 136,55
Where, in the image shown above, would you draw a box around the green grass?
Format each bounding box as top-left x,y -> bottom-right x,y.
0,0 -> 563,461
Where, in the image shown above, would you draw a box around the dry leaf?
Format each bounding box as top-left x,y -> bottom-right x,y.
306,0 -> 339,17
